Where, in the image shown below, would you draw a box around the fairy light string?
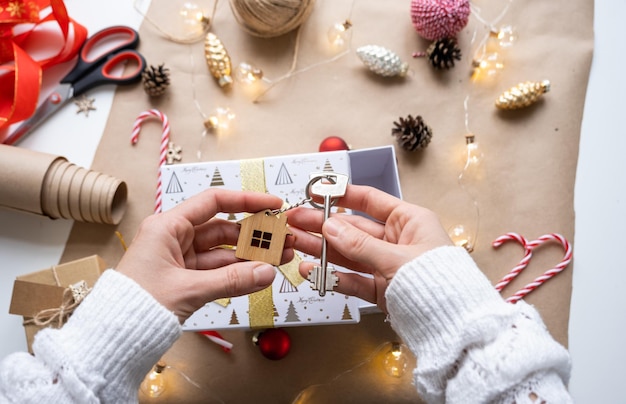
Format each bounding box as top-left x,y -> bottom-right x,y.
469,0 -> 516,81
140,341 -> 413,401
190,44 -> 212,161
131,1 -> 539,401
290,341 -> 412,403
250,0 -> 357,103
187,0 -> 356,159
132,0 -> 361,160
469,0 -> 514,65
457,96 -> 482,252
449,0 -> 516,251
132,0 -> 218,44
462,96 -> 481,243
140,361 -> 226,403
449,95 -> 482,252
188,44 -> 237,161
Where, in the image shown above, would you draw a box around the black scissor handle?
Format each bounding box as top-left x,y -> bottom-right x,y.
71,50 -> 146,96
62,25 -> 140,84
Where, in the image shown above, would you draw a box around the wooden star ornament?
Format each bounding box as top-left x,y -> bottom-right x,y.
74,94 -> 96,116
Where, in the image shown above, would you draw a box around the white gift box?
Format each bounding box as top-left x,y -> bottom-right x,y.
161,146 -> 401,330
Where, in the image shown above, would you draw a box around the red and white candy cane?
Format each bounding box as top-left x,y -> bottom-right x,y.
492,232 -> 533,292
198,330 -> 233,353
505,233 -> 572,303
492,232 -> 573,303
130,109 -> 170,213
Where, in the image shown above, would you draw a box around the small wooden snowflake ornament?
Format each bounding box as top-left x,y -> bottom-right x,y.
74,94 -> 96,116
235,210 -> 291,266
166,142 -> 182,164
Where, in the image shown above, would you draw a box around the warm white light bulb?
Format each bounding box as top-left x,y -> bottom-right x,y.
464,134 -> 483,168
383,342 -> 408,378
140,361 -> 167,398
496,25 -> 518,48
235,62 -> 264,85
204,107 -> 236,135
327,20 -> 352,50
448,224 -> 474,253
179,2 -> 208,37
472,52 -> 505,82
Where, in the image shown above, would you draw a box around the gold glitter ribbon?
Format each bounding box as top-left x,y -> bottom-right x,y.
240,158 -> 274,328
240,158 -> 268,194
240,157 -> 304,284
238,158 -> 305,328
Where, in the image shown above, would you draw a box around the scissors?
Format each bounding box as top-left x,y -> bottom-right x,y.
4,26 -> 146,145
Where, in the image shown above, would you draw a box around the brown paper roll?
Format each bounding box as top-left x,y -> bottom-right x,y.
0,145 -> 128,225
80,171 -> 100,223
41,157 -> 66,219
57,163 -> 79,220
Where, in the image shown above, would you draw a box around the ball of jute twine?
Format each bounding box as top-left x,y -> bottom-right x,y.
229,0 -> 316,38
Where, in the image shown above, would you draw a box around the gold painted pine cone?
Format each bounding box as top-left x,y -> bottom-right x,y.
205,32 -> 233,88
495,80 -> 551,110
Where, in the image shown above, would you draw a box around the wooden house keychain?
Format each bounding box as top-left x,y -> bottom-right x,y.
235,209 -> 291,266
235,172 -> 349,296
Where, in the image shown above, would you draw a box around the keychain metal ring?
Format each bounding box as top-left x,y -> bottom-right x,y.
305,174 -> 339,210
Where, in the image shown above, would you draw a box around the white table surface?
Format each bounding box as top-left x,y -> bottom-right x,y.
0,1 -> 622,401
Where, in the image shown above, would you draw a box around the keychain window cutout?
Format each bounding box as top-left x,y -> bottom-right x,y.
251,230 -> 272,249
236,210 -> 291,266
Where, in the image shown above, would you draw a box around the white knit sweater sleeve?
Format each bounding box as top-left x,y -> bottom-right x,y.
0,269 -> 181,404
385,246 -> 572,404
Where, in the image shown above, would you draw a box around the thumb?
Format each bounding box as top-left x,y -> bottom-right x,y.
165,262 -> 277,323
197,262 -> 276,302
323,216 -> 399,273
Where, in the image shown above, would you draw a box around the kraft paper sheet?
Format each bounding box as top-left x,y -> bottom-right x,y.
61,0 -> 593,402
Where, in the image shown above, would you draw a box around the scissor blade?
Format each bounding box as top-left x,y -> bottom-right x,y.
3,84 -> 74,145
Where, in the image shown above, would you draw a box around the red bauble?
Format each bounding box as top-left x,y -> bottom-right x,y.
254,328 -> 291,360
319,136 -> 350,152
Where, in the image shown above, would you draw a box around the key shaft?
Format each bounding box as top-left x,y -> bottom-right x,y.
306,172 -> 348,297
317,194 -> 332,296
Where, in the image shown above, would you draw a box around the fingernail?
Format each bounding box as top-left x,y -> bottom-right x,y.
324,217 -> 342,237
254,264 -> 276,286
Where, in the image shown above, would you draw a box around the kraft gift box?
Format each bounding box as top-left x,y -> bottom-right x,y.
9,255 -> 107,352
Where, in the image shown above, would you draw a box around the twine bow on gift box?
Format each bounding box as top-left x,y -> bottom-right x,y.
24,279 -> 91,328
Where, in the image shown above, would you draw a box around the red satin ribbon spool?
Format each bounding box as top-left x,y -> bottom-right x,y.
0,0 -> 87,138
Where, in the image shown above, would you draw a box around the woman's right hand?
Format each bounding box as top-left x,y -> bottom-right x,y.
288,184 -> 452,312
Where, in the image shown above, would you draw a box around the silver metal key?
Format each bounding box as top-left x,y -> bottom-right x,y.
306,172 -> 349,296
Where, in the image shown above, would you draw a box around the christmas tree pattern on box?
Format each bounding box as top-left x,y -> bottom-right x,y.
161,151 -> 351,221
183,259 -> 360,331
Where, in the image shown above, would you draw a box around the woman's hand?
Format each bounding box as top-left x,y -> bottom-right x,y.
117,189 -> 294,322
288,185 -> 451,311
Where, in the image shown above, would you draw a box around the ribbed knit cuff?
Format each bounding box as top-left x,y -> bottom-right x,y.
385,246 -> 572,402
385,247 -> 509,387
33,269 -> 181,403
